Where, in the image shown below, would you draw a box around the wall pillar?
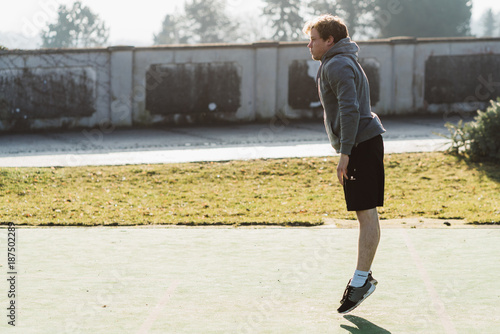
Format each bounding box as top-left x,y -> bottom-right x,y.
253,42 -> 279,120
109,46 -> 134,127
390,37 -> 416,114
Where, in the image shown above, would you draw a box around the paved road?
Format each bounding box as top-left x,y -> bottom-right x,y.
0,116 -> 451,167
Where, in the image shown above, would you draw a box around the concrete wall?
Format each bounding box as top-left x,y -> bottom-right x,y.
1,36 -> 500,132
0,49 -> 110,131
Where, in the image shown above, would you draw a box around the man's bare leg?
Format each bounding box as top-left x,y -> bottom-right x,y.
356,208 -> 380,272
337,208 -> 380,313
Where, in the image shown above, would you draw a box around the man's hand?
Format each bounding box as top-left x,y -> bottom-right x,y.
337,153 -> 349,185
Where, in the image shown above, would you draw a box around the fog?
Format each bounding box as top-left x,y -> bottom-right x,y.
0,0 -> 498,49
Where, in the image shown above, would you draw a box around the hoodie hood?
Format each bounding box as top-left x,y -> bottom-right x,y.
321,37 -> 359,62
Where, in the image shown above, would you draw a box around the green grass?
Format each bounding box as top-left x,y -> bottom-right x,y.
0,152 -> 499,226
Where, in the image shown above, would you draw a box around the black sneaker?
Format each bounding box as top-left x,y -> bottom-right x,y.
338,271 -> 378,304
337,279 -> 376,314
368,271 -> 378,286
340,271 -> 377,303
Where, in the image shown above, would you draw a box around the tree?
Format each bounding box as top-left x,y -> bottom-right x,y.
308,0 -> 377,39
262,0 -> 304,41
155,0 -> 238,45
154,14 -> 187,45
481,8 -> 497,37
183,0 -> 238,43
335,0 -> 378,38
309,0 -> 335,16
375,0 -> 472,38
41,1 -> 109,48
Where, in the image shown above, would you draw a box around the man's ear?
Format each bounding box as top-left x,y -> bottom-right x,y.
327,35 -> 335,47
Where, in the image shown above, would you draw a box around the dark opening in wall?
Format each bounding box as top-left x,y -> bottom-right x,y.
360,58 -> 380,106
425,54 -> 500,104
288,60 -> 319,110
288,59 -> 380,110
0,67 -> 96,122
145,62 -> 241,120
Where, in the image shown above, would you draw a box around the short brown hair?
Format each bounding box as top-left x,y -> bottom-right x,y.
303,15 -> 349,43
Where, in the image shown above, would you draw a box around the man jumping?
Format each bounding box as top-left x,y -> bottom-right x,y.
303,15 -> 386,314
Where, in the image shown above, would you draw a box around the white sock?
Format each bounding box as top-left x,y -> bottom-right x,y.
350,269 -> 369,288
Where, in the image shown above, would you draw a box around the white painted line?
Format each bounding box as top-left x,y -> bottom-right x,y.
401,230 -> 457,334
136,280 -> 180,334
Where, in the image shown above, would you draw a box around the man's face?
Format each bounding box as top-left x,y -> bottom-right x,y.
307,28 -> 334,61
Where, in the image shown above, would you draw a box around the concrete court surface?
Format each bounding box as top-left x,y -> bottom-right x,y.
0,116 -> 451,167
0,226 -> 499,333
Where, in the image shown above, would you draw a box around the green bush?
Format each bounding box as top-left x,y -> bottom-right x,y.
445,98 -> 500,162
0,45 -> 7,50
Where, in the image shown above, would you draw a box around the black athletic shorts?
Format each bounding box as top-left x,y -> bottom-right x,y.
343,135 -> 384,212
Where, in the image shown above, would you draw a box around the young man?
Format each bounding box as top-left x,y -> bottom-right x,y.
303,15 -> 386,314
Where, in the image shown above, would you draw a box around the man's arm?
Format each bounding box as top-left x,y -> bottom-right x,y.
327,62 -> 360,156
326,61 -> 359,185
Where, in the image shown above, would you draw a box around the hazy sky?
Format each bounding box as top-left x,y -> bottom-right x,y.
0,0 -> 498,48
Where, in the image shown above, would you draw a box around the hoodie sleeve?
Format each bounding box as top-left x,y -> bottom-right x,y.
326,60 -> 360,155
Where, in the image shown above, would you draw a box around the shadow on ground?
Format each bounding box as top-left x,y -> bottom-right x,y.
341,315 -> 392,333
464,157 -> 500,225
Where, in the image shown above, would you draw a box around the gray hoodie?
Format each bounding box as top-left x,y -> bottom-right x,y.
318,37 -> 385,155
